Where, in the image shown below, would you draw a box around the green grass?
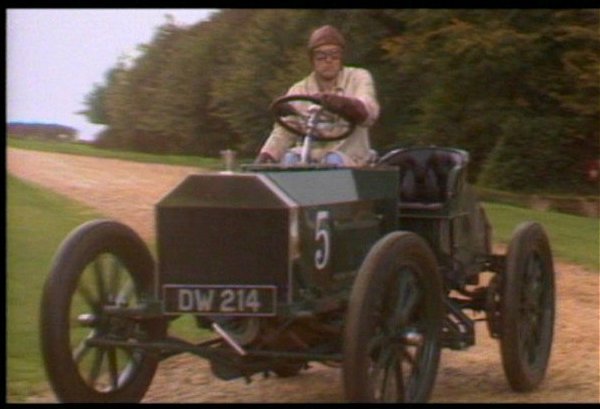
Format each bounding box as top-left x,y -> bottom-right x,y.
7,137 -> 223,169
7,175 -> 102,401
6,175 -> 207,402
483,202 -> 599,272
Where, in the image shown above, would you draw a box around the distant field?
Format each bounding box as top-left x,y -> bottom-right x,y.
7,137 -> 223,169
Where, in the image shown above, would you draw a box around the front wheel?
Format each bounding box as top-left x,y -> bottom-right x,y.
343,232 -> 443,402
500,222 -> 555,391
40,220 -> 166,402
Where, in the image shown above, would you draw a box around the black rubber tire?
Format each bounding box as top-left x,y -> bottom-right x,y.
40,220 -> 166,402
500,222 -> 555,392
343,231 -> 443,402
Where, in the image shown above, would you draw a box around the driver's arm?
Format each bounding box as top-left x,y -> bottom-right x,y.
319,94 -> 368,124
325,68 -> 379,128
259,121 -> 296,162
352,68 -> 380,127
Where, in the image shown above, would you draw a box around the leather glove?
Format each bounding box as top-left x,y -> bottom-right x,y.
272,101 -> 300,117
319,93 -> 368,123
255,152 -> 277,164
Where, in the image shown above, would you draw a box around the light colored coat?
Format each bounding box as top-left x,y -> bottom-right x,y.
260,66 -> 380,166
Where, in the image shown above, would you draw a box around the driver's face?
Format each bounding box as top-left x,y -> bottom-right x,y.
312,45 -> 343,82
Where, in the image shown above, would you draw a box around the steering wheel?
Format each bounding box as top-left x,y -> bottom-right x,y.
270,94 -> 356,142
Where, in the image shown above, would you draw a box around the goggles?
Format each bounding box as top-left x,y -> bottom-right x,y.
313,49 -> 342,62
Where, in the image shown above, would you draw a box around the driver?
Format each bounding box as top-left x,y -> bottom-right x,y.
255,25 -> 380,166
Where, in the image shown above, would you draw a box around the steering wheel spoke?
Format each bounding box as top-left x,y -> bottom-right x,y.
280,117 -> 308,135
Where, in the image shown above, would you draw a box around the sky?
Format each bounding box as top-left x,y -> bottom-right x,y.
7,8 -> 219,141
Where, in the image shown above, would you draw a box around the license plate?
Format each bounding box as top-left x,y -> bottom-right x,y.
162,285 -> 277,316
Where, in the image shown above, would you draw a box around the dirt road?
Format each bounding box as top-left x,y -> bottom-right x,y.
8,147 -> 599,403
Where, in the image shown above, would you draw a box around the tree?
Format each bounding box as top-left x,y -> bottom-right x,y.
477,10 -> 600,191
7,122 -> 78,141
81,9 -> 598,193
382,9 -> 599,190
209,9 -> 315,155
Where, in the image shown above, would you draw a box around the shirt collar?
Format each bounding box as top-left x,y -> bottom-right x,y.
308,67 -> 346,94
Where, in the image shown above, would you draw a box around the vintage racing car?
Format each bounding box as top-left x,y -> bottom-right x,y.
39,94 -> 556,402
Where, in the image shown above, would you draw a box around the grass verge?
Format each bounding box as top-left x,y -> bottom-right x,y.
483,201 -> 599,272
7,175 -> 102,401
6,175 -> 205,402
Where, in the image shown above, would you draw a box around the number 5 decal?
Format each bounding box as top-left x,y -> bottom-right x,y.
314,211 -> 331,270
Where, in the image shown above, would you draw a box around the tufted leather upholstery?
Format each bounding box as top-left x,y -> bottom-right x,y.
377,147 -> 467,209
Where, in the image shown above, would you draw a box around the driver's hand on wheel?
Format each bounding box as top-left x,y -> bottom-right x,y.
318,93 -> 368,124
272,101 -> 300,117
255,152 -> 277,164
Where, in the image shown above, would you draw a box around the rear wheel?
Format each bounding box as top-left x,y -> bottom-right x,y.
40,220 -> 166,402
343,232 -> 443,402
500,222 -> 555,391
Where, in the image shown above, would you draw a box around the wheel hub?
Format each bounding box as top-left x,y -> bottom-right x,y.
77,313 -> 99,327
401,329 -> 423,346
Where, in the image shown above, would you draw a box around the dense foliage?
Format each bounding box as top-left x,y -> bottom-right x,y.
7,122 -> 78,142
81,9 -> 599,193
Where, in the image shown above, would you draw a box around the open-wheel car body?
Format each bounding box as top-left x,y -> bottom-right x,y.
40,94 -> 556,402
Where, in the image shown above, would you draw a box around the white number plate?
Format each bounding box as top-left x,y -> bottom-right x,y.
163,285 -> 277,316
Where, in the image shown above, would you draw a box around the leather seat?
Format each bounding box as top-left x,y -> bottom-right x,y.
427,150 -> 467,202
377,147 -> 467,210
